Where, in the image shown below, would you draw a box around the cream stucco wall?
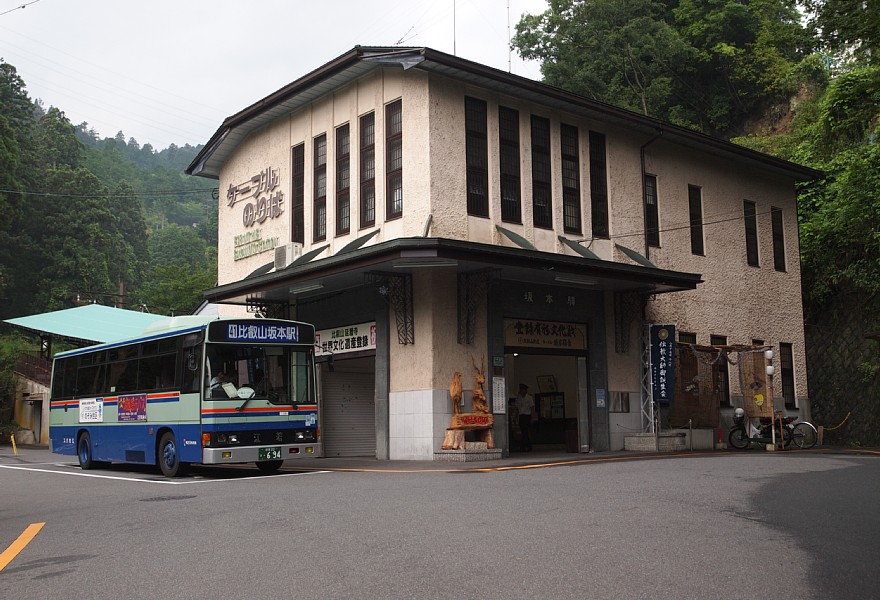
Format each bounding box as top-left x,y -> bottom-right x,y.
213,60 -> 811,458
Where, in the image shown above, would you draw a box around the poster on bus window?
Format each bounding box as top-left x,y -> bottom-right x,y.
79,397 -> 104,423
118,394 -> 147,422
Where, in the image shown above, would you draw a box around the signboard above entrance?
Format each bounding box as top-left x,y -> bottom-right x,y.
503,319 -> 587,351
315,322 -> 377,356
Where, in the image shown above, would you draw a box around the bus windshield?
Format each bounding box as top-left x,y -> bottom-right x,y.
205,343 -> 313,406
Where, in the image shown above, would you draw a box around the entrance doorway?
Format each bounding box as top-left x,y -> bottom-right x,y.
505,353 -> 583,452
320,356 -> 376,457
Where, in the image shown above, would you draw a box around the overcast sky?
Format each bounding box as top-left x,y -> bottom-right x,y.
0,0 -> 548,150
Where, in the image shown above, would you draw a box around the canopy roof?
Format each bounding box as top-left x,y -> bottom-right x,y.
3,304 -> 169,345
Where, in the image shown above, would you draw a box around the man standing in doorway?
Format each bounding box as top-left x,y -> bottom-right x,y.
516,383 -> 536,452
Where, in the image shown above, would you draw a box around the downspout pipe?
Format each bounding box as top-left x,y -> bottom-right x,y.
640,129 -> 664,261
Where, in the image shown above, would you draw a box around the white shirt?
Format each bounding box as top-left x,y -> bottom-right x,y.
517,393 -> 534,417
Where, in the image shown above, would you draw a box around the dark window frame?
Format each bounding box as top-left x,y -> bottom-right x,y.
771,206 -> 786,272
291,143 -> 305,244
313,133 -> 327,242
336,123 -> 351,236
780,342 -> 795,408
645,173 -> 660,247
530,115 -> 552,229
688,185 -> 704,256
359,112 -> 376,228
744,200 -> 759,267
465,96 -> 489,217
385,100 -> 403,221
499,106 -> 521,223
560,123 -> 582,234
589,131 -> 609,238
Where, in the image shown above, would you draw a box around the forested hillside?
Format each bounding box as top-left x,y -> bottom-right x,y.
514,0 -> 879,445
0,61 -> 217,321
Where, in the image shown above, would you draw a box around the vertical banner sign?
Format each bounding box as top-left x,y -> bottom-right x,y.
650,325 -> 676,405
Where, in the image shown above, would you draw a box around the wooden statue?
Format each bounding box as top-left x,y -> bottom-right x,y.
449,371 -> 462,415
441,359 -> 494,450
470,354 -> 489,414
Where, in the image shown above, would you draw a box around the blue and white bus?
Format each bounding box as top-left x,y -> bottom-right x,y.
49,316 -> 320,476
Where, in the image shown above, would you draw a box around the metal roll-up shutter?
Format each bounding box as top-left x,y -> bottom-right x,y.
321,370 -> 376,457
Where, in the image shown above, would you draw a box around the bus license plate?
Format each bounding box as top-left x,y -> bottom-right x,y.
259,447 -> 282,460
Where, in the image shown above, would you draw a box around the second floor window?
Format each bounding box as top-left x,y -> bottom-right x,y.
386,100 -> 403,220
465,96 -> 489,217
499,106 -> 521,223
561,123 -> 582,234
744,200 -> 759,266
313,134 -> 327,242
689,185 -> 704,255
336,124 -> 350,236
645,174 -> 660,247
589,130 -> 609,238
291,143 -> 305,244
531,115 -> 552,229
360,112 -> 376,228
771,206 -> 786,271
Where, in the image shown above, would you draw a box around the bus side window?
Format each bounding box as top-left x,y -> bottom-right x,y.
181,348 -> 201,394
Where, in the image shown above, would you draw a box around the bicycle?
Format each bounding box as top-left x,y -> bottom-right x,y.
791,420 -> 818,449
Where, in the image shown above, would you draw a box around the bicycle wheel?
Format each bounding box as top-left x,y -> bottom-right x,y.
792,422 -> 818,449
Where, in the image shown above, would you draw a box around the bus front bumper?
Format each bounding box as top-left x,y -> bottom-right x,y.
202,443 -> 322,464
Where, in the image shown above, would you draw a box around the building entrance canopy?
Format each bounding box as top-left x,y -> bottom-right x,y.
202,237 -> 703,308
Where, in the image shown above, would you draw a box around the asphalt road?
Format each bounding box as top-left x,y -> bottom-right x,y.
1,447 -> 878,599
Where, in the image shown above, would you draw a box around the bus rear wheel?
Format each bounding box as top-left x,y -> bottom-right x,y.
78,432 -> 94,469
157,432 -> 188,477
256,460 -> 283,474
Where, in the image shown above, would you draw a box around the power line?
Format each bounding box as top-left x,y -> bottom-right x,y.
0,0 -> 40,18
0,186 -> 217,199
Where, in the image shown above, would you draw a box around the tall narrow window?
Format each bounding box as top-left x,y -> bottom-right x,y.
561,123 -> 581,233
499,106 -> 521,223
360,112 -> 375,228
465,96 -> 488,217
780,342 -> 795,408
589,131 -> 609,238
710,334 -> 731,406
645,174 -> 660,247
688,185 -> 704,255
771,206 -> 786,271
291,143 -> 305,244
744,200 -> 759,266
385,100 -> 403,220
313,134 -> 327,242
336,124 -> 350,236
531,115 -> 552,229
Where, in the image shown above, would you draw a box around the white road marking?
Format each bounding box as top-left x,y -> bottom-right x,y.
0,463 -> 329,484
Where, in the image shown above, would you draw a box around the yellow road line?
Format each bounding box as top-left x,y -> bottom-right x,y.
0,522 -> 45,572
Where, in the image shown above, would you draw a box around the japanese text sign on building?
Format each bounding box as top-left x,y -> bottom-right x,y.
650,325 -> 676,405
226,166 -> 285,228
315,322 -> 377,356
503,319 -> 587,350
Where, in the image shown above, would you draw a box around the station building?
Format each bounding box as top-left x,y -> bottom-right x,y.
186,46 -> 818,460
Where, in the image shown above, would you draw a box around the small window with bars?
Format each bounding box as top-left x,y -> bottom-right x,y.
385,100 -> 403,220
465,96 -> 489,217
531,115 -> 552,229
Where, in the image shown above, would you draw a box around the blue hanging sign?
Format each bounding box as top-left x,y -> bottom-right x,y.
650,325 -> 676,405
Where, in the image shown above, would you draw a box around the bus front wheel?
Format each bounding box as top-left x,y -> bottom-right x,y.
78,432 -> 94,470
158,432 -> 188,477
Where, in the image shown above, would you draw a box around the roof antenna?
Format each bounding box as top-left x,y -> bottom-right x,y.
507,0 -> 511,72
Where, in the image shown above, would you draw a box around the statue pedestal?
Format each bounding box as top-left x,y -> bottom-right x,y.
441,412 -> 495,450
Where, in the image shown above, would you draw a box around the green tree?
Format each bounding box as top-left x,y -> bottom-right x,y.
806,0 -> 880,64
512,0 -> 814,136
34,107 -> 84,170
